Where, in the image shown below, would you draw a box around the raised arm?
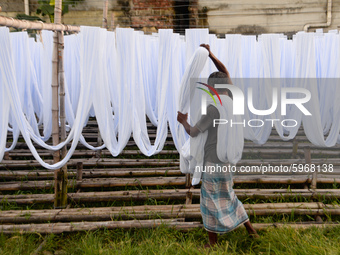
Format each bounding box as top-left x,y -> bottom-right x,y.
200,44 -> 233,84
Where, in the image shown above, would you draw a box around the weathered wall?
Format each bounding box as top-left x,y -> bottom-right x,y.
62,0 -> 127,28
0,0 -> 178,32
198,0 -> 340,34
0,0 -> 339,34
0,0 -> 24,12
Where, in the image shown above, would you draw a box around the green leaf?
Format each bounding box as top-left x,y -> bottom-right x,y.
36,0 -> 84,23
62,4 -> 69,15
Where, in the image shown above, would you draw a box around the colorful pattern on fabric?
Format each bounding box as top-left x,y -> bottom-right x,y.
200,162 -> 249,233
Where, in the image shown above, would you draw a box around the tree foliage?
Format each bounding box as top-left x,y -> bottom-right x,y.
36,0 -> 84,23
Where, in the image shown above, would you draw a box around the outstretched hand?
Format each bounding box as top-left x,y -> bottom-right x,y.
177,111 -> 188,124
200,44 -> 211,56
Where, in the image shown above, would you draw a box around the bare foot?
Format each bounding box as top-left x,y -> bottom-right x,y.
203,243 -> 212,249
203,242 -> 218,249
244,221 -> 259,238
249,232 -> 260,239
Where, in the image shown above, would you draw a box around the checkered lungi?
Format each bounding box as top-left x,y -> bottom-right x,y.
200,162 -> 249,233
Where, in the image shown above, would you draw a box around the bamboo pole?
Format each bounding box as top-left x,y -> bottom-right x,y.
185,174 -> 192,204
0,167 -> 182,180
3,189 -> 340,205
56,30 -> 68,208
185,174 -> 191,188
292,137 -> 299,158
51,28 -> 59,165
185,191 -> 192,205
53,0 -> 68,209
0,219 -> 196,234
110,12 -> 115,31
304,146 -> 317,189
3,151 -> 10,160
5,207 -> 340,223
4,147 -> 340,160
1,203 -> 339,224
305,146 -> 319,224
250,222 -> 340,231
52,0 -> 61,205
102,0 -> 108,29
2,220 -> 340,234
7,132 -> 340,151
0,203 -> 337,216
4,149 -> 179,158
7,156 -> 340,168
0,176 -> 187,191
0,158 -> 181,168
4,208 -> 339,224
96,131 -> 102,158
96,0 -> 108,157
24,0 -> 30,15
303,146 -> 311,189
5,146 -> 340,160
52,28 -> 60,207
4,175 -> 340,192
76,162 -> 83,181
54,0 -> 62,24
0,15 -> 80,32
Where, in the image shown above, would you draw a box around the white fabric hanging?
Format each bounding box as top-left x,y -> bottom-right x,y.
188,96 -> 244,185
1,26 -> 340,170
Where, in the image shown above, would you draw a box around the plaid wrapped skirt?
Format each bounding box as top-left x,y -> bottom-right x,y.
200,162 -> 249,233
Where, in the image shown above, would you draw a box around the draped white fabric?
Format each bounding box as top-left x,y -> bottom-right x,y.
188,95 -> 245,185
0,26 -> 340,171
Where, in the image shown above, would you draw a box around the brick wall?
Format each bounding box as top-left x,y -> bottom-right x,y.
130,0 -> 174,30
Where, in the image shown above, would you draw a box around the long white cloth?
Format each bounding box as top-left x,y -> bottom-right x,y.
187,95 -> 244,185
1,27 -> 340,170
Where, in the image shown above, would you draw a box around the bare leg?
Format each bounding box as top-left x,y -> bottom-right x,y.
244,220 -> 259,238
204,231 -> 218,248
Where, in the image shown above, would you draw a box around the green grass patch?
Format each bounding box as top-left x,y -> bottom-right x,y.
1,226 -> 340,254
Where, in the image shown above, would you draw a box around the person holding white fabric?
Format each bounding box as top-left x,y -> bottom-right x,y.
177,44 -> 258,248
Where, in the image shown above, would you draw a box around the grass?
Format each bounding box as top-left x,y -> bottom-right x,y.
1,226 -> 340,255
